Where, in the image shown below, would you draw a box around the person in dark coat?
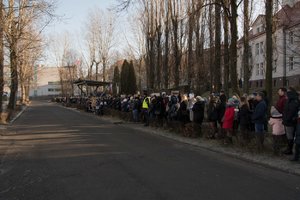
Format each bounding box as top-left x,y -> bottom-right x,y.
238,96 -> 251,145
192,96 -> 205,125
282,88 -> 299,155
217,94 -> 227,138
178,95 -> 189,124
291,110 -> 300,162
207,95 -> 219,139
252,92 -> 267,151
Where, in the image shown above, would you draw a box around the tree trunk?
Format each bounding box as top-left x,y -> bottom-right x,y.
156,26 -> 162,90
208,2 -> 214,92
265,0 -> 273,106
8,16 -> 18,111
229,0 -> 240,95
223,2 -> 230,97
243,0 -> 250,94
187,1 -> 194,93
0,1 -> 4,115
214,1 -> 221,92
163,21 -> 169,90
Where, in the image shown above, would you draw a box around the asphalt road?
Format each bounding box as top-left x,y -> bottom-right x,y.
1,101 -> 300,200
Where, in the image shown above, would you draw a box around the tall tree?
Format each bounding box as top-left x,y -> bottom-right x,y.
0,1 -> 4,116
128,61 -> 137,94
187,0 -> 195,93
112,66 -> 120,95
265,0 -> 273,106
243,0 -> 251,94
222,0 -> 230,97
214,0 -> 221,92
208,1 -> 215,92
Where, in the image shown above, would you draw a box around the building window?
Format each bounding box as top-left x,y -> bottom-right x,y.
48,88 -> 54,92
256,64 -> 260,75
260,42 -> 264,54
289,57 -> 294,71
286,79 -> 289,87
289,31 -> 294,44
260,62 -> 264,75
256,81 -> 259,88
257,27 -> 260,34
260,80 -> 263,87
273,79 -> 277,87
255,43 -> 260,55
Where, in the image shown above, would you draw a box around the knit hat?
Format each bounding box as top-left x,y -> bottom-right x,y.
271,106 -> 282,118
227,98 -> 236,106
196,96 -> 204,102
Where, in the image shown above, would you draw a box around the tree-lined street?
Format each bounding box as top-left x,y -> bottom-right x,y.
0,101 -> 300,200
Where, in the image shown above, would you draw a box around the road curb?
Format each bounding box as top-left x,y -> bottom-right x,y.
9,105 -> 28,125
58,104 -> 300,176
126,125 -> 300,176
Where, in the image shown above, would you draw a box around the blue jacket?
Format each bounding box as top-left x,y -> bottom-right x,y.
252,100 -> 267,124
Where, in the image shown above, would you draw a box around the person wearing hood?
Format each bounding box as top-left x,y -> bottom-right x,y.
222,98 -> 236,144
282,87 -> 299,155
192,96 -> 205,125
269,106 -> 285,155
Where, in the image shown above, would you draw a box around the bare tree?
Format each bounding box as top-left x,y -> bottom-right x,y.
265,0 -> 273,105
3,0 -> 56,111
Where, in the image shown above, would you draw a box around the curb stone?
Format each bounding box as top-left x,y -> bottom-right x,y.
9,105 -> 28,125
59,104 -> 300,176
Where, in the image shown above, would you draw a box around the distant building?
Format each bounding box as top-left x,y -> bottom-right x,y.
30,66 -> 61,97
237,0 -> 300,89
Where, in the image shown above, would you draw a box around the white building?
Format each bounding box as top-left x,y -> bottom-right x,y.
238,0 -> 300,89
30,66 -> 61,97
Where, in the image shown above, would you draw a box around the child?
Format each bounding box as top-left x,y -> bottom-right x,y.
269,106 -> 285,155
222,98 -> 236,144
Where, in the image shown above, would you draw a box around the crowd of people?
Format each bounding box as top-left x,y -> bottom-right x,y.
56,87 -> 300,162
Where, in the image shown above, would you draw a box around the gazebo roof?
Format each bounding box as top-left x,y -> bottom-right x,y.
73,79 -> 111,87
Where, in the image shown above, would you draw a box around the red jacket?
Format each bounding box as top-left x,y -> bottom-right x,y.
222,107 -> 235,129
275,95 -> 287,114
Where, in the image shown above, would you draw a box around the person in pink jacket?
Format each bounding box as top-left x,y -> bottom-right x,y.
269,106 -> 285,155
222,98 -> 236,145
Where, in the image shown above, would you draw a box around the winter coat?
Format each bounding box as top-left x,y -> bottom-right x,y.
252,100 -> 267,124
295,119 -> 300,145
222,106 -> 235,129
207,102 -> 218,122
238,104 -> 251,127
282,91 -> 299,127
192,101 -> 205,124
269,117 -> 285,136
275,95 -> 287,114
216,101 -> 226,124
178,101 -> 189,122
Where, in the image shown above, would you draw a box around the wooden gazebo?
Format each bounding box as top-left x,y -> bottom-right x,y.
73,79 -> 111,96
